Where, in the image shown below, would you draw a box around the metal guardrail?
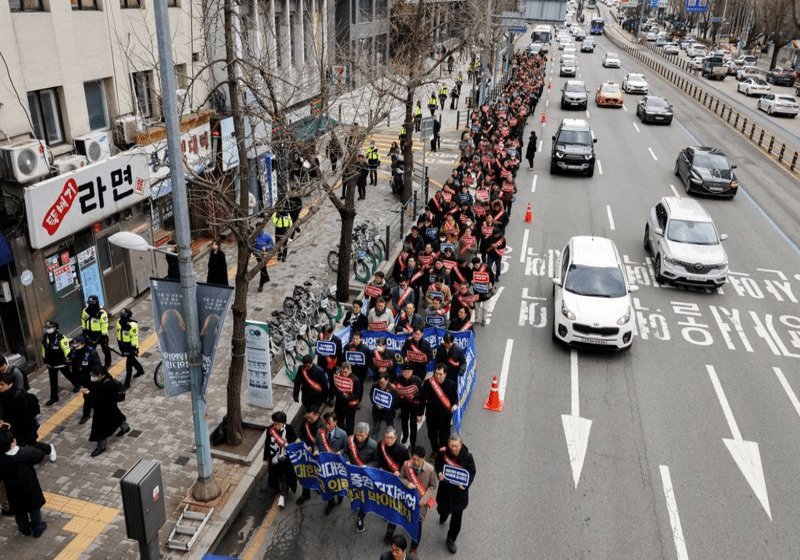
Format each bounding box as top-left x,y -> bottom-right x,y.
606,31 -> 800,175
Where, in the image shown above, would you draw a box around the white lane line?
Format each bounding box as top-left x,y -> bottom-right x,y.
606,205 -> 616,230
773,367 -> 800,420
531,174 -> 538,192
570,349 -> 579,416
597,160 -> 603,175
669,184 -> 681,198
520,228 -> 530,263
585,109 -> 591,119
648,147 -> 658,161
537,140 -> 542,153
707,364 -> 742,441
546,99 -> 550,108
633,122 -> 640,132
659,465 -> 690,560
498,339 -> 514,401
622,104 -> 628,112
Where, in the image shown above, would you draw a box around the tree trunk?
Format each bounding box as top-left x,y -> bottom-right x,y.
401,89 -> 415,204
334,152 -> 359,301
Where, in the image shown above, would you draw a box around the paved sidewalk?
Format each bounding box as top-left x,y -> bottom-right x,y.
0,65 -> 474,559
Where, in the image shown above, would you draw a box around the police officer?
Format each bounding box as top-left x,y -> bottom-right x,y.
68,335 -> 102,424
438,84 -> 448,110
81,295 -> 111,368
399,124 -> 407,144
413,101 -> 422,132
116,309 -> 144,389
40,320 -> 71,406
366,140 -> 380,186
427,91 -> 438,117
272,211 -> 293,262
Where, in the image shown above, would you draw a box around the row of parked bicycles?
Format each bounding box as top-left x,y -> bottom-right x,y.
326,221 -> 387,283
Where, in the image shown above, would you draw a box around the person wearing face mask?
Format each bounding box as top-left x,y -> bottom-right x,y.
116,309 -> 144,389
40,320 -> 71,406
401,327 -> 433,380
0,431 -> 48,538
81,295 -> 111,369
67,336 -> 101,424
83,365 -> 130,457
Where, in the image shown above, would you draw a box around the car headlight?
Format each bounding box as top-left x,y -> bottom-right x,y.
584,154 -> 593,160
663,255 -> 679,266
730,180 -> 738,188
561,300 -> 575,321
617,307 -> 631,325
555,150 -> 564,158
689,171 -> 702,183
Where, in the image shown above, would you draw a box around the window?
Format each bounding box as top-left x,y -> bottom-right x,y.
376,34 -> 387,66
84,80 -> 109,130
359,0 -> 371,23
274,14 -> 283,68
289,13 -> 298,66
71,0 -> 98,9
28,88 -> 65,145
167,0 -> 177,5
174,64 -> 188,89
132,71 -> 153,118
120,0 -> 140,7
375,0 -> 386,18
9,0 -> 44,12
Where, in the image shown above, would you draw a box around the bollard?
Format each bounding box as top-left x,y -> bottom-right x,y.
385,225 -> 391,255
703,92 -> 708,105
456,111 -> 460,130
741,118 -> 747,133
749,124 -> 755,140
792,152 -> 798,171
714,100 -> 719,113
734,113 -> 740,128
758,129 -> 764,145
768,136 -> 775,154
726,107 -> 732,123
779,144 -> 786,162
387,114 -> 390,128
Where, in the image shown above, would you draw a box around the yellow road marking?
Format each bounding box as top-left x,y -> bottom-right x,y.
43,492 -> 119,560
241,499 -> 280,560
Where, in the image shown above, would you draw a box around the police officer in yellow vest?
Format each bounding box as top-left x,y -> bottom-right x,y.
366,140 -> 380,186
399,124 -> 407,143
116,308 -> 144,388
81,295 -> 111,369
413,102 -> 422,132
41,320 -> 71,405
427,92 -> 438,117
272,211 -> 293,262
438,84 -> 448,111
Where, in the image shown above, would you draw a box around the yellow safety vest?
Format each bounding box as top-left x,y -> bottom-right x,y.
116,320 -> 140,350
81,308 -> 108,335
439,86 -> 448,97
367,146 -> 380,162
428,96 -> 438,107
414,106 -> 421,117
400,126 -> 406,136
272,214 -> 293,228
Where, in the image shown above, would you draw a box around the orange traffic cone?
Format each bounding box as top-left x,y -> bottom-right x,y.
541,112 -> 547,124
483,375 -> 504,412
524,203 -> 533,223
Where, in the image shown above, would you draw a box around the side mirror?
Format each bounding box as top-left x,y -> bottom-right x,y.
593,137 -> 598,143
719,233 -> 728,241
552,277 -> 562,287
552,135 -> 557,141
629,285 -> 640,293
731,164 -> 737,169
654,227 -> 664,236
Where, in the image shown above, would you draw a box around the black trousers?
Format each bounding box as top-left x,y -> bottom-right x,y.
400,406 -> 419,447
123,353 -> 144,387
426,417 -> 450,454
357,182 -> 366,199
89,336 -> 112,368
439,508 -> 464,542
47,365 -> 72,400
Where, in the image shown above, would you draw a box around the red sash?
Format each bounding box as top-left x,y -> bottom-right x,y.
459,214 -> 471,224
302,367 -> 323,393
405,460 -> 428,498
490,238 -> 505,255
493,208 -> 505,222
443,221 -> 458,237
447,356 -> 460,368
410,269 -> 425,285
303,422 -> 316,446
372,349 -> 394,369
451,265 -> 466,284
319,428 -> 334,453
443,452 -> 461,468
269,427 -> 288,449
397,286 -> 413,308
458,293 -> 479,306
396,383 -> 419,399
458,321 -> 473,331
429,377 -> 452,410
348,436 -> 366,466
380,442 -> 400,472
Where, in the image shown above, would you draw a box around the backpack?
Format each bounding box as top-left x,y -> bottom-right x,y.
26,392 -> 40,417
110,378 -> 126,402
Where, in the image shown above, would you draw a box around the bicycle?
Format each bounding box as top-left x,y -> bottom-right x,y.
154,361 -> 165,389
327,244 -> 372,282
283,276 -> 342,324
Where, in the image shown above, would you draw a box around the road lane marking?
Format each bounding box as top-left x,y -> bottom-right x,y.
546,99 -> 550,108
633,122 -> 640,132
649,147 -> 658,161
570,349 -> 579,416
585,109 -> 591,119
597,160 -> 603,175
773,367 -> 800,419
669,184 -> 681,198
606,205 -> 615,230
622,104 -> 627,111
520,228 -> 530,263
241,497 -> 281,560
562,349 -> 592,488
537,140 -> 542,153
532,174 -> 538,192
498,339 -> 513,402
659,465 -> 690,560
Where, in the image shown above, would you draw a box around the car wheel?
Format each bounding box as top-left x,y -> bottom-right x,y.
643,225 -> 651,252
757,100 -> 762,111
550,161 -> 558,174
674,159 -> 680,177
768,105 -> 773,115
586,164 -> 594,177
654,255 -> 665,283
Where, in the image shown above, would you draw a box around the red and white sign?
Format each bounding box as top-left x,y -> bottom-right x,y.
473,272 -> 490,284
333,374 -> 354,393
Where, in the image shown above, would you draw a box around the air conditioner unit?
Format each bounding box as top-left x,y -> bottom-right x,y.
74,131 -> 112,164
53,154 -> 88,174
0,139 -> 50,183
115,115 -> 144,145
176,88 -> 191,115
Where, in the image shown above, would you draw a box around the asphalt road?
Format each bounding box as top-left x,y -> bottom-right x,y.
221,24 -> 800,560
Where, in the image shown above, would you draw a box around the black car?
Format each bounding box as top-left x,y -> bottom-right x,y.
766,67 -> 796,87
550,118 -> 597,177
636,95 -> 673,124
674,146 -> 738,198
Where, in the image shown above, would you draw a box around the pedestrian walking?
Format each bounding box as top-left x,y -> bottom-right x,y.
370,373 -> 399,437
366,140 -> 381,186
316,412 -> 347,515
287,195 -> 303,235
84,365 -> 130,457
438,84 -> 448,111
254,231 -> 273,292
295,406 -> 322,505
272,211 -> 293,262
0,372 -> 56,461
263,411 -> 297,508
332,362 -> 362,436
526,130 -> 537,170
400,445 -> 437,555
413,102 -> 422,132
206,241 -> 229,286
0,431 -> 48,538
293,355 -> 328,412
449,84 -> 460,110
356,154 -> 369,200
427,92 -> 438,117
435,433 -> 476,554
378,426 -> 410,543
395,367 -> 423,447
430,118 -> 441,152
116,308 -> 144,389
327,132 -> 342,172
81,295 -> 111,369
343,422 -> 377,532
380,534 -> 415,560
420,365 -> 457,455
40,321 -> 70,406
68,336 -> 100,424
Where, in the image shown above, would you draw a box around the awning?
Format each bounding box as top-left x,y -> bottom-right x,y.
288,115 -> 338,142
0,231 -> 13,266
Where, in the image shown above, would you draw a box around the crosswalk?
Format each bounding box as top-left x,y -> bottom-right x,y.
363,132 -> 460,166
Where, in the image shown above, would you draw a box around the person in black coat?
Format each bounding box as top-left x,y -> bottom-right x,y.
292,355 -> 328,411
434,333 -> 466,385
342,300 -> 369,333
331,362 -> 363,435
0,373 -> 55,461
356,154 -> 369,200
263,411 -> 297,508
525,130 -> 537,170
343,330 -> 370,386
420,366 -> 457,456
435,433 -> 476,554
206,241 -> 229,286
0,431 -> 47,537
370,373 -> 399,437
379,534 -> 415,560
84,365 -> 130,457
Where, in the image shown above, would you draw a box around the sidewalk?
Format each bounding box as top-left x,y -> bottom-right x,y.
0,64 -> 473,560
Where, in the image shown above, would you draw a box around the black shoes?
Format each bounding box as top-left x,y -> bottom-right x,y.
45,398 -> 58,406
439,514 -> 449,525
79,416 -> 90,425
446,539 -> 457,554
356,517 -> 365,532
72,386 -> 81,393
32,523 -> 47,538
91,447 -> 105,457
401,434 -> 408,444
296,494 -> 309,505
324,501 -> 335,516
117,425 -> 131,437
133,370 -> 144,378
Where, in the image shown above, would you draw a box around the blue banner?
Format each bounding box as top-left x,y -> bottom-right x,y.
288,443 -> 420,540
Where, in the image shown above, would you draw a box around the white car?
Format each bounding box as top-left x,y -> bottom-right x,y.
733,54 -> 757,67
737,77 -> 770,97
688,45 -> 707,59
644,197 -> 728,288
645,32 -> 658,41
552,236 -> 638,350
663,43 -> 680,55
757,93 -> 799,117
603,52 -> 621,68
736,65 -> 760,81
623,73 -> 649,94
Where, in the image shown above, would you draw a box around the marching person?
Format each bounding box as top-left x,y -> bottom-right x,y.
40,321 -> 70,406
342,300 -> 369,333
116,308 -> 144,389
421,365 -> 457,457
295,406 -> 322,505
366,140 -> 381,186
378,426 -> 410,543
293,355 -> 328,412
436,433 -> 476,554
68,336 -> 101,424
0,356 -> 28,391
401,327 -> 433,380
316,412 -> 347,515
526,130 -> 537,170
81,295 -> 111,369
370,337 -> 398,381
0,431 -> 48,538
368,298 -> 396,333
83,365 -> 130,457
316,325 -> 343,402
356,154 -> 369,200
394,302 -> 424,336
263,411 -> 297,508
0,372 -> 56,462
370,373 -> 399,437
395,366 -> 424,447
344,422 -> 377,532
435,333 -> 466,385
380,534 -> 413,560
332,362 -> 363,435
343,329 -> 370,386
206,240 -> 229,286
400,445 -> 438,556
327,132 -> 343,173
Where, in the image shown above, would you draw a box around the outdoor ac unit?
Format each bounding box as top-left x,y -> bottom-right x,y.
115,115 -> 144,145
0,139 -> 50,183
74,131 -> 112,163
176,88 -> 191,115
53,154 -> 88,174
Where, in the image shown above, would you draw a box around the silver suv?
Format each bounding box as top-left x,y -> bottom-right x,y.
643,197 -> 728,287
561,80 -> 588,110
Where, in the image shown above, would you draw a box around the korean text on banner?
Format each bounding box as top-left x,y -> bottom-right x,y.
246,320 -> 273,408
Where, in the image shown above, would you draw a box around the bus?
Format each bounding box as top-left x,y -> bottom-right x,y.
531,25 -> 552,44
590,18 -> 605,35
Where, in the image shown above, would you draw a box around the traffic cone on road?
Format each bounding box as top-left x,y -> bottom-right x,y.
541,112 -> 547,125
524,203 -> 533,223
483,375 -> 504,412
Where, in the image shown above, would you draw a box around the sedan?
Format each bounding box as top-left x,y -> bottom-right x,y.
674,146 -> 738,198
737,77 -> 771,97
595,82 -> 624,107
581,38 -> 596,52
560,58 -> 578,77
663,43 -> 680,55
766,66 -> 796,86
644,197 -> 728,287
757,93 -> 799,117
622,73 -> 649,94
603,52 -> 621,68
645,32 -> 658,41
733,54 -> 757,67
736,65 -> 759,81
636,95 -> 673,124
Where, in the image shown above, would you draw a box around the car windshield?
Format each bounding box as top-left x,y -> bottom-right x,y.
628,74 -> 645,81
750,78 -> 768,86
564,264 -> 627,298
646,97 -> 669,108
666,220 -> 718,245
606,53 -> 619,59
694,152 -> 730,169
557,130 -> 592,145
602,84 -> 621,93
565,83 -> 584,92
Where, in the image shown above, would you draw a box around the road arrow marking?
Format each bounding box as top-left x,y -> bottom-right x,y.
706,364 -> 772,519
562,350 -> 592,488
483,286 -> 504,326
773,366 -> 800,419
659,465 -> 689,560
